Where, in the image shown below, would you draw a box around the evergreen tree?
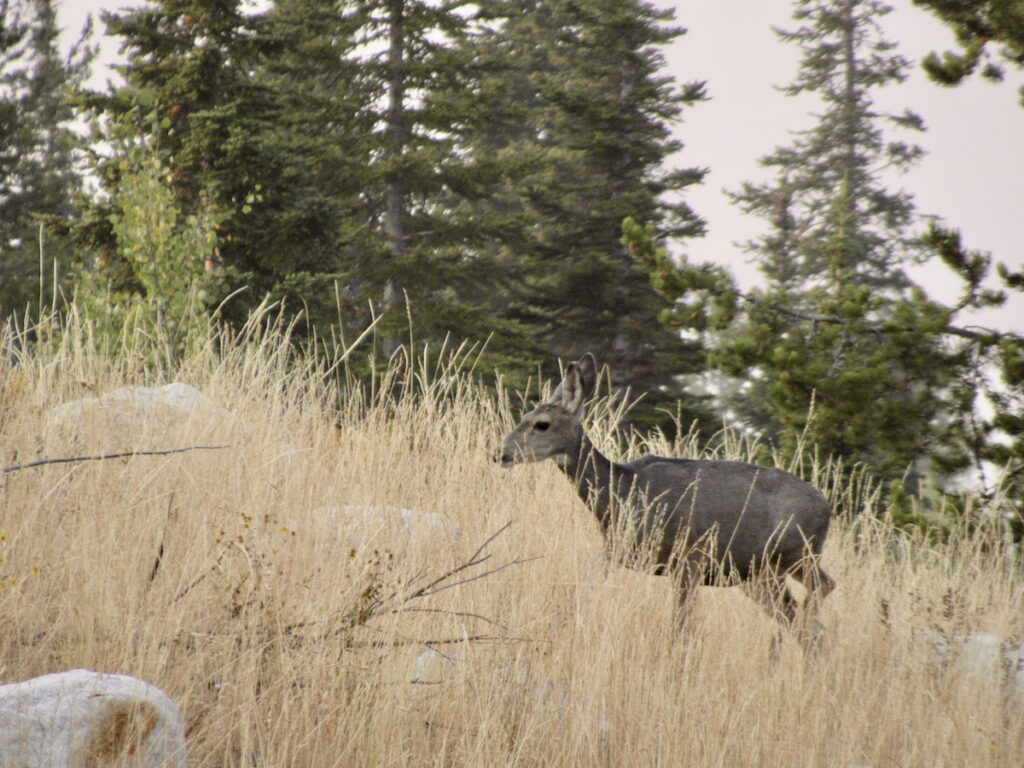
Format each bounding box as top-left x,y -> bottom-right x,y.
634,0 -> 1024,511
256,0 -> 379,336
632,0 -> 967,480
75,0 -> 535,368
912,0 -> 1024,104
66,0 -> 716,425
920,224 -> 1024,515
468,0 -> 713,429
911,0 -> 1024,509
731,0 -> 928,297
0,0 -> 94,318
338,0 -> 534,367
717,0 -> 974,479
73,0 -> 367,335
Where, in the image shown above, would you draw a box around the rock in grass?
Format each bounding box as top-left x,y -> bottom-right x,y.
45,382 -> 235,450
0,669 -> 187,768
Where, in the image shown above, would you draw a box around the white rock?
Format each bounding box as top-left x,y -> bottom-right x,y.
0,669 -> 187,768
411,649 -> 456,683
319,504 -> 459,549
929,633 -> 1024,696
46,382 -> 234,450
108,382 -> 218,416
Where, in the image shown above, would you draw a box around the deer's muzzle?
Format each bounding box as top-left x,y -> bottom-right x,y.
493,446 -> 516,468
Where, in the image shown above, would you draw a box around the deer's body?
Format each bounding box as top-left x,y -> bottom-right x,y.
496,354 -> 834,637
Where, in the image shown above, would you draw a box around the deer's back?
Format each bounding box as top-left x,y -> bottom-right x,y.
620,457 -> 831,576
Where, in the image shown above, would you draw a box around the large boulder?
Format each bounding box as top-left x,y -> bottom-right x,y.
927,633 -> 1024,702
319,504 -> 459,549
0,669 -> 187,767
45,383 -> 235,451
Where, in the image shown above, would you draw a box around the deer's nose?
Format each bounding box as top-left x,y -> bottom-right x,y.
492,447 -> 514,467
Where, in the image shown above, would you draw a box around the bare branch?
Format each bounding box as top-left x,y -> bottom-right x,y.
392,520 -> 515,603
735,288 -> 1012,343
148,492 -> 176,585
411,555 -> 543,600
1,444 -> 231,474
359,634 -> 523,648
390,606 -> 510,631
281,520 -> 537,645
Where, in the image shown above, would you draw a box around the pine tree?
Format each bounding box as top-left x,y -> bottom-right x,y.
337,0 -> 535,367
921,224 -> 1024,516
633,0 -> 1024,511
0,0 -> 94,318
911,0 -> 1024,510
72,0 -> 368,335
713,0 -> 967,479
628,0 -> 966,481
912,0 -> 1024,104
467,0 -> 713,429
255,0 -> 379,336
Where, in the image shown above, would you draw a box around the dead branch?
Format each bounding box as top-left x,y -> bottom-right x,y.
391,607 -> 509,631
359,634 -> 523,648
408,555 -> 543,600
392,520 -> 516,603
282,520 -> 537,644
1,444 -> 231,474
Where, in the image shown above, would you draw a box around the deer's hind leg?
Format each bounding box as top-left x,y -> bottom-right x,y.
740,570 -> 802,659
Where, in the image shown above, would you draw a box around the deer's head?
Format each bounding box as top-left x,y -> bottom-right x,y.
494,354 -> 597,467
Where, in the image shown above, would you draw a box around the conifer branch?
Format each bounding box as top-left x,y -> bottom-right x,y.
732,287 -> 1013,343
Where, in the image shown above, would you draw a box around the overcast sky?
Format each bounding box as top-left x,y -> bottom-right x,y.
61,0 -> 1023,333
667,1 -> 1024,335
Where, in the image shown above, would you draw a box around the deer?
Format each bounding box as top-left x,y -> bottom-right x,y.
494,353 -> 834,644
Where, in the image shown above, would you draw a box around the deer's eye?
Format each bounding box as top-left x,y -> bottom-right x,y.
534,421 -> 550,432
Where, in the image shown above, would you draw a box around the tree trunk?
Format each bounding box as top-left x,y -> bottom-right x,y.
383,0 -> 406,355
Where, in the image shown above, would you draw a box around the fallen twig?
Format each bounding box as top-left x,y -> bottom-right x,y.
1,444 -> 231,474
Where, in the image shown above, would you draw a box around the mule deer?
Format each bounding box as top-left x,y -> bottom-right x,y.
494,354 -> 834,640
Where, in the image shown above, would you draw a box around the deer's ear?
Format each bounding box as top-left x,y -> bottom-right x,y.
574,353 -> 597,399
548,353 -> 597,413
559,364 -> 585,415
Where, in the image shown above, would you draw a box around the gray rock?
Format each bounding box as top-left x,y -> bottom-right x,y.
320,504 -> 459,549
45,382 -> 234,450
929,633 -> 1024,696
0,669 -> 187,768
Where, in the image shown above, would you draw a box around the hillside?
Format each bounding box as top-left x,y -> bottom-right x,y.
1,317 -> 1022,767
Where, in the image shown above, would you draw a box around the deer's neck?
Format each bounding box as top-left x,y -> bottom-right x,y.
559,429 -> 630,533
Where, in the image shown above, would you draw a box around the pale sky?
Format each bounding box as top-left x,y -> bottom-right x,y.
61,0 -> 1023,334
666,1 -> 1024,334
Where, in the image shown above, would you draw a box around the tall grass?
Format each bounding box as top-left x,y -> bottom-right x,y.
1,313 -> 1022,767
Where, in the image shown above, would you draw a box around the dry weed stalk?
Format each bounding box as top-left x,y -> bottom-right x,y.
281,521 -> 539,647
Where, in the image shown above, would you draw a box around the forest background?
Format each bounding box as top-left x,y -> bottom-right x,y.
2,0 -> 1024,531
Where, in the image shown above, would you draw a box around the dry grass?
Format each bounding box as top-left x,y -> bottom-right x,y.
1,315 -> 1022,767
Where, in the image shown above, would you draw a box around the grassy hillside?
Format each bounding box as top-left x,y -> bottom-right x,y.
1,316 -> 1022,767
